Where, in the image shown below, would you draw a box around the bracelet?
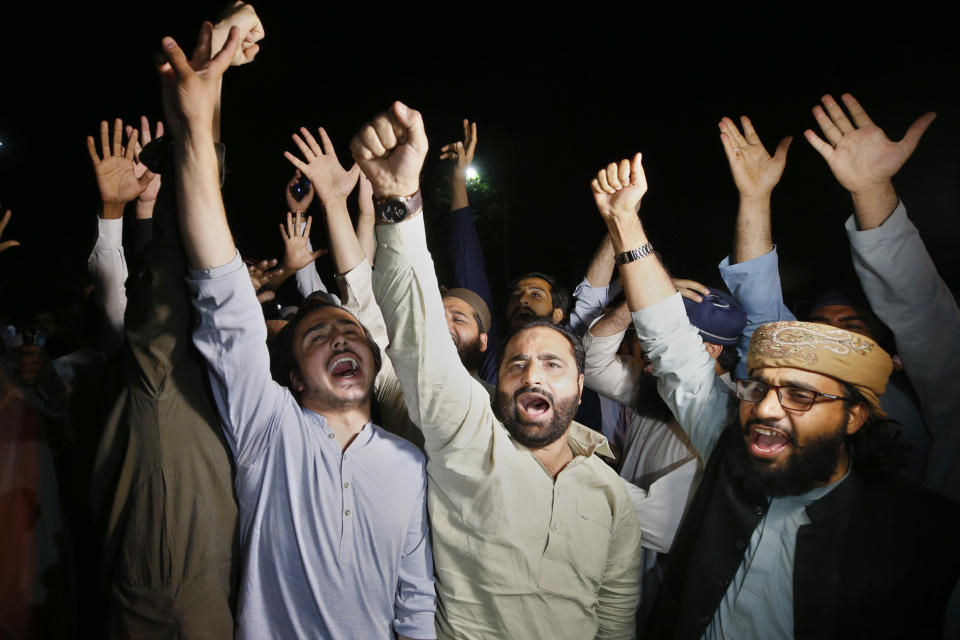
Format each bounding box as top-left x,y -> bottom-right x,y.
614,243 -> 654,265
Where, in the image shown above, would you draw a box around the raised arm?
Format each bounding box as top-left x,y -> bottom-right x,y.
805,93 -> 959,496
356,172 -> 377,265
804,92 -> 935,229
567,235 -> 616,336
356,102 -> 494,455
126,116 -> 164,221
86,118 -> 154,353
161,19 -> 286,462
281,170 -> 336,300
0,207 -> 18,254
583,302 -> 646,409
440,119 -> 496,328
592,154 -> 732,458
716,115 -> 796,378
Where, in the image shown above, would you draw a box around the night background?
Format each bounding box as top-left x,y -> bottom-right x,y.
1,4 -> 957,321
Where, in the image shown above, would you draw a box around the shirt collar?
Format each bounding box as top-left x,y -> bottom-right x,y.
567,420 -> 614,459
304,408 -> 375,449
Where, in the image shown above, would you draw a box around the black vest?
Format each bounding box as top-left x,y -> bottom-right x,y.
645,424 -> 960,639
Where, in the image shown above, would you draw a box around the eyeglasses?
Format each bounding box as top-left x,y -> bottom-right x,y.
735,379 -> 848,412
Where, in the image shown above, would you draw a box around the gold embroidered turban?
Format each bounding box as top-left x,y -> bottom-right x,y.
747,321 -> 893,417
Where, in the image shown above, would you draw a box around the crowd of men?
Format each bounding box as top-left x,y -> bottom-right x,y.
2,3 -> 959,639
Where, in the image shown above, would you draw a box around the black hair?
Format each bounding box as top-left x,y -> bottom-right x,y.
495,318 -> 585,375
715,343 -> 739,374
270,297 -> 382,396
843,382 -> 909,474
506,272 -> 571,320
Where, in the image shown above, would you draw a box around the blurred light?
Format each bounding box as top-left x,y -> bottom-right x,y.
465,167 -> 478,180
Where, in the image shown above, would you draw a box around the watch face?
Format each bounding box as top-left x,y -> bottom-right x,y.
381,200 -> 409,222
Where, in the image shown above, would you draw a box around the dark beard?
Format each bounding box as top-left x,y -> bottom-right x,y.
509,309 -> 554,330
725,419 -> 848,497
493,385 -> 579,448
632,372 -> 674,423
457,338 -> 486,373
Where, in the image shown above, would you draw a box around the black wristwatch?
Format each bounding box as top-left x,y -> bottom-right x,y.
374,190 -> 423,223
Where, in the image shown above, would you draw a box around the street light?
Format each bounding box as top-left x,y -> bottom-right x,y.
465,167 -> 478,181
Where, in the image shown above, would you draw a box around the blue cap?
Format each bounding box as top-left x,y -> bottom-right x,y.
682,287 -> 747,346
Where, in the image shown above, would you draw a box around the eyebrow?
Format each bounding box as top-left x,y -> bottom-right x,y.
752,376 -> 822,393
505,352 -> 567,364
301,318 -> 360,342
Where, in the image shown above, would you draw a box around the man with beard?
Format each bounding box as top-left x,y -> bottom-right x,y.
584,291 -> 745,626
160,30 -> 435,640
355,100 -> 642,639
442,288 -> 491,375
589,152 -> 960,638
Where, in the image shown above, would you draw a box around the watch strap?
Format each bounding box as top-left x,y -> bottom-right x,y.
614,243 -> 654,265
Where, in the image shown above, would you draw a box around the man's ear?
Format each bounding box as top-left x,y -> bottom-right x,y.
479,332 -> 489,353
289,369 -> 305,393
577,372 -> 585,405
703,341 -> 722,360
551,307 -> 564,324
846,402 -> 870,435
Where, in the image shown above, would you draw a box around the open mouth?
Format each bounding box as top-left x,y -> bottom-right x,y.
749,425 -> 791,458
512,308 -> 536,324
517,390 -> 552,420
328,354 -> 361,380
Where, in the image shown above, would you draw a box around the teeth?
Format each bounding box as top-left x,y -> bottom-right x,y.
329,355 -> 359,372
755,427 -> 778,436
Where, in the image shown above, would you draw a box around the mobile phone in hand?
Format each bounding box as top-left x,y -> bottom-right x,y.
289,175 -> 311,201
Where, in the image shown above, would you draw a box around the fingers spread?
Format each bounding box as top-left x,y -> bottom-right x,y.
160,36 -> 192,78
803,128 -> 833,159
740,115 -> 760,144
86,136 -> 101,165
773,136 -> 793,163
124,129 -> 139,159
112,118 -> 123,156
284,150 -> 308,172
840,93 -> 873,127
811,105 -> 842,146
317,127 -> 336,158
300,127 -> 322,156
902,111 -> 937,151
821,94 -> 854,134
291,133 -> 314,161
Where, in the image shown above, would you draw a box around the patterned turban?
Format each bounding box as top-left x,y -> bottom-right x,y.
748,321 -> 893,417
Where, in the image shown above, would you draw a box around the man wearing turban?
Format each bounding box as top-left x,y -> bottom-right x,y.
590,151 -> 960,639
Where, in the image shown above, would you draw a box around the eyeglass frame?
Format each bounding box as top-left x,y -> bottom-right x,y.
735,379 -> 849,412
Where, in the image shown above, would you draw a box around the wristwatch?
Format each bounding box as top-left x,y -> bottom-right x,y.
614,243 -> 654,265
374,190 -> 423,223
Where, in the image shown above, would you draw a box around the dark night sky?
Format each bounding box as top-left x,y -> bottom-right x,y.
1,4 -> 958,318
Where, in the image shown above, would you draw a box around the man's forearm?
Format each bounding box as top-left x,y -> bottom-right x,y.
450,170 -> 469,211
731,194 -> 773,264
585,234 -> 615,287
608,216 -> 675,313
850,181 -> 899,230
176,128 -> 236,270
323,197 -> 365,275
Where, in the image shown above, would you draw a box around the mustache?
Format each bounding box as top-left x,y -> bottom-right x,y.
514,385 -> 555,404
743,417 -> 797,446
